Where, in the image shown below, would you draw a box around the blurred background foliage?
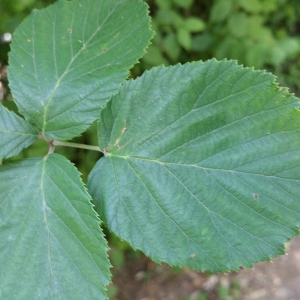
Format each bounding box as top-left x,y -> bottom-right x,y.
0,0 -> 55,62
139,0 -> 300,93
0,1 -> 300,296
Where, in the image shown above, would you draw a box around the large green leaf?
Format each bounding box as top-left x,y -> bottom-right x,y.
0,104 -> 38,160
8,0 -> 152,140
0,154 -> 110,299
88,59 -> 300,272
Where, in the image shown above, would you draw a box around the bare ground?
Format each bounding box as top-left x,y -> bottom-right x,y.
111,236 -> 300,300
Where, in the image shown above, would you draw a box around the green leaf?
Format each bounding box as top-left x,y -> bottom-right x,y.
184,18 -> 206,33
210,0 -> 233,23
163,32 -> 181,61
88,59 -> 300,272
8,0 -> 152,140
245,43 -> 269,68
156,9 -> 183,28
227,12 -> 250,38
177,28 -> 191,50
237,0 -> 262,13
260,0 -> 277,13
155,0 -> 172,10
191,33 -> 212,52
0,154 -> 110,299
0,103 -> 38,159
270,38 -> 300,67
172,0 -> 194,9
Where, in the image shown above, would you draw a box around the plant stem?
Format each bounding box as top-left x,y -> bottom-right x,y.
52,140 -> 102,152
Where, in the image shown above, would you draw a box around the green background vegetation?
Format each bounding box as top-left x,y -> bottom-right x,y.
142,0 -> 300,93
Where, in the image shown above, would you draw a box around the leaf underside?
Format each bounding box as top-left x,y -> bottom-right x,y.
0,104 -> 38,160
88,59 -> 300,272
8,0 -> 152,140
0,154 -> 110,300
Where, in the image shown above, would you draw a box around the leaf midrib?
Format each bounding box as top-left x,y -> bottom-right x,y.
106,153 -> 300,180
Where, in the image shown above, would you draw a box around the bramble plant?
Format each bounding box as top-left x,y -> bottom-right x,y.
1,0 -> 300,299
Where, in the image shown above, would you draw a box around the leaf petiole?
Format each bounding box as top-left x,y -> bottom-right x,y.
52,140 -> 102,152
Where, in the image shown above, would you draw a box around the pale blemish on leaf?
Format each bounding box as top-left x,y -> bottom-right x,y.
113,127 -> 131,150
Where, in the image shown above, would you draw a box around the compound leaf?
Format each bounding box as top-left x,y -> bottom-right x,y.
8,0 -> 152,140
88,59 -> 300,272
0,104 -> 38,160
0,154 -> 110,299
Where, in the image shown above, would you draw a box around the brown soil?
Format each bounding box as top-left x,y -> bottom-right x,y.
111,236 -> 300,300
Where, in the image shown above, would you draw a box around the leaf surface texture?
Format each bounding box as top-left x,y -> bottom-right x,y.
8,0 -> 152,139
0,104 -> 37,159
88,60 -> 300,272
0,154 -> 110,299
